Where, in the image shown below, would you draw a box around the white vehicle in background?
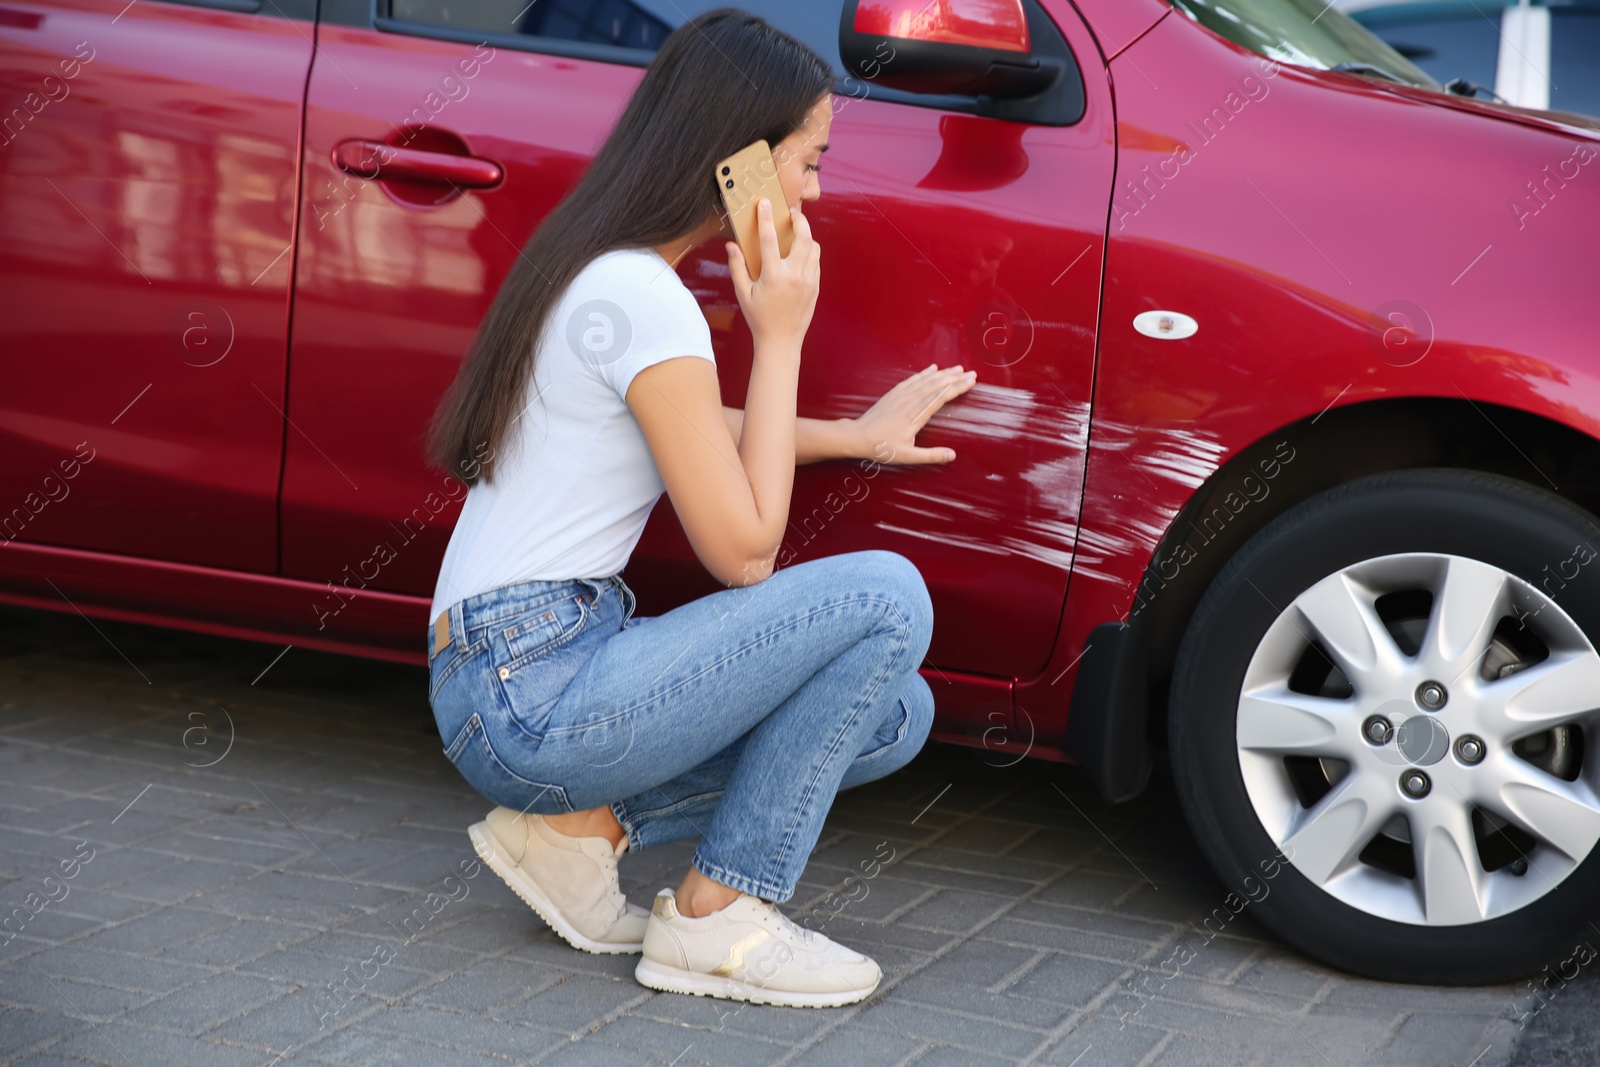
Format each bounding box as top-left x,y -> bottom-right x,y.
1336,0 -> 1600,117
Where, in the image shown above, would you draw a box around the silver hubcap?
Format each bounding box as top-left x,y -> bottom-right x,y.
1236,552 -> 1600,926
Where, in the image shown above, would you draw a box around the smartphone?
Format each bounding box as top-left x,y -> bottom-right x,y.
714,139 -> 794,282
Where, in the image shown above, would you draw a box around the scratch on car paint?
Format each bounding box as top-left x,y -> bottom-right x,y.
1094,419 -> 1229,491
1071,516 -> 1174,586
875,518 -> 1079,569
1069,420 -> 1229,585
858,385 -> 1093,570
919,381 -> 1046,440
834,380 -> 1087,444
1021,450 -> 1087,512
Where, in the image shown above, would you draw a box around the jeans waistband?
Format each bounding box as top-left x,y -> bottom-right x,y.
439,574 -> 628,652
470,573 -> 623,619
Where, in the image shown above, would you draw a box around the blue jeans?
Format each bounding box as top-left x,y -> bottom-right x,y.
427,549 -> 936,903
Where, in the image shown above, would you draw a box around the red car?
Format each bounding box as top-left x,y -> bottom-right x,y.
5,0 -> 1600,984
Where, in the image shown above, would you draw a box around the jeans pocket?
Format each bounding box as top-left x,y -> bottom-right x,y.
443,712 -> 575,814
499,593 -> 589,665
493,593 -> 594,741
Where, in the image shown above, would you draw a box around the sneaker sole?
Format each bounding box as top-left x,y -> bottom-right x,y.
467,821 -> 643,955
634,957 -> 881,1008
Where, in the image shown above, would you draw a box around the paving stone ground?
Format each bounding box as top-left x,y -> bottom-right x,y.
0,601 -> 1541,1066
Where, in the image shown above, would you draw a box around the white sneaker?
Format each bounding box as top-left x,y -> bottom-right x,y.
634,888 -> 882,1007
468,806 -> 649,954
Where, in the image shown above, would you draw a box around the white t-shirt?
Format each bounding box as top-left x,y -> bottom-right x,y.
429,247 -> 716,620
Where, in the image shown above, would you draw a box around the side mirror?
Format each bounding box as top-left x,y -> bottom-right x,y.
839,0 -> 1060,100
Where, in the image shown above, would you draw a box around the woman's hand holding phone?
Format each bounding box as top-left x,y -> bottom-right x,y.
725,197 -> 819,359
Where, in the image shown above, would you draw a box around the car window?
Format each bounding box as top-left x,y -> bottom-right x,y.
1550,9 -> 1600,117
1164,0 -> 1440,87
1346,2 -> 1500,90
151,0 -> 315,18
378,0 -> 1087,124
387,0 -> 851,74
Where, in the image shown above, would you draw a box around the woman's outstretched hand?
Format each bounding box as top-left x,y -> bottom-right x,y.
851,363 -> 978,464
726,198 -> 820,356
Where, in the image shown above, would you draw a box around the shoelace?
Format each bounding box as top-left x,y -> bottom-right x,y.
597,850 -> 629,922
525,815 -> 630,924
757,899 -> 817,944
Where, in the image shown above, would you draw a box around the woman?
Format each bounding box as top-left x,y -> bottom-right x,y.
424,8 -> 977,1008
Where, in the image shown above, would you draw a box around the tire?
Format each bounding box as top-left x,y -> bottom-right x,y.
1169,468 -> 1600,984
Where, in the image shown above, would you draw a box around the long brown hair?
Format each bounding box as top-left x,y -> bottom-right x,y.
428,7 -> 834,486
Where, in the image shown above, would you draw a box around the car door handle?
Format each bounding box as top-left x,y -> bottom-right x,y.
333,140 -> 503,189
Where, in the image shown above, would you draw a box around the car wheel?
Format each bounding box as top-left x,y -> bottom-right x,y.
1169,468 -> 1600,983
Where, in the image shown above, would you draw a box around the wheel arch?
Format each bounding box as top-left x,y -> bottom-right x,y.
1070,396 -> 1600,801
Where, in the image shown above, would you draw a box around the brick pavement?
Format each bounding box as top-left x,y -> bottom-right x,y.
0,602 -> 1531,1066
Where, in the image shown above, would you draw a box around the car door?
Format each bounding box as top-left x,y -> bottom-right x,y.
0,0 -> 313,571
280,0 -> 1112,690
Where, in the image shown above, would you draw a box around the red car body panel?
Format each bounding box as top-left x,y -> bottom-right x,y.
4,0 -> 1599,779
1043,9 -> 1600,718
0,0 -> 309,571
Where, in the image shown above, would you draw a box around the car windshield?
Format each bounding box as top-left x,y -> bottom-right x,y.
1164,0 -> 1442,89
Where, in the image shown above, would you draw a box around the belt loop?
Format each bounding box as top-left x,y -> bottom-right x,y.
449,599 -> 467,652
611,573 -> 634,621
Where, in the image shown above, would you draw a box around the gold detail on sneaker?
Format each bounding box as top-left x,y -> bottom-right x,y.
652,894 -> 679,920
709,930 -> 771,977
